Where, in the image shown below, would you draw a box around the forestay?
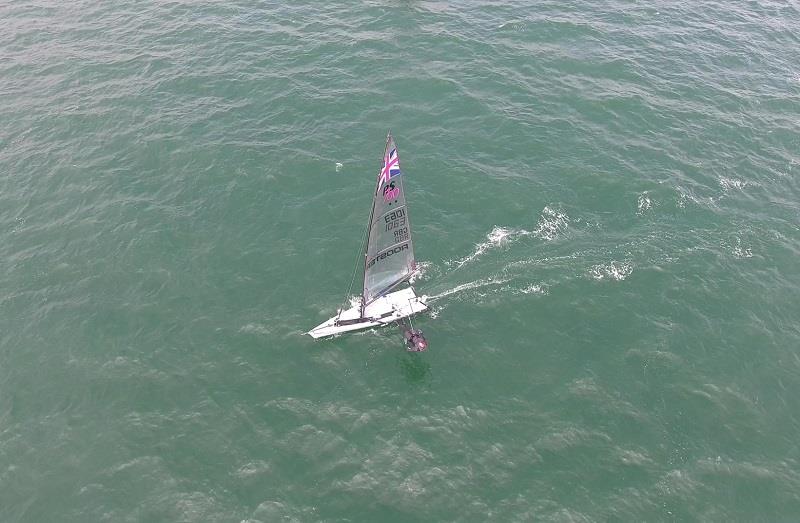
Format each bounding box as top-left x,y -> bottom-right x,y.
362,133 -> 416,305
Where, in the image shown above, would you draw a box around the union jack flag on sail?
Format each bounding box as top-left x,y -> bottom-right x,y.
379,146 -> 401,186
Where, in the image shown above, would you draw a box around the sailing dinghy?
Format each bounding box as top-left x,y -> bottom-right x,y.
308,132 -> 428,338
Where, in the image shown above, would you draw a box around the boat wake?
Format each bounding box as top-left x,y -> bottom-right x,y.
425,276 -> 511,302
447,206 -> 571,269
426,209 -> 571,307
448,226 -> 526,269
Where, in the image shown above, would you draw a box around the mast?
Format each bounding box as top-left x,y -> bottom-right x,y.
360,171 -> 380,318
360,132 -> 391,317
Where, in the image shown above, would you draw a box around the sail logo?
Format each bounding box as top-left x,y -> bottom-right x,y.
378,148 -> 401,185
383,181 -> 400,202
366,242 -> 409,269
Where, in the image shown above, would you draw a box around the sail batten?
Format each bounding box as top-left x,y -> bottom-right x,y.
362,133 -> 415,306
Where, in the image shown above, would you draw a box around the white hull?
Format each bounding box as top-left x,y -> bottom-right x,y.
307,287 -> 427,339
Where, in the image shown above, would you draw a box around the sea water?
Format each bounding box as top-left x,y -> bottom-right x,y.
1,1 -> 799,520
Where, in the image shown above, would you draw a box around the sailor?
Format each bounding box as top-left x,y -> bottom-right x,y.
403,327 -> 428,352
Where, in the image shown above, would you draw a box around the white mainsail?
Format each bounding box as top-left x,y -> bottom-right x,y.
307,132 -> 427,339
362,133 -> 416,307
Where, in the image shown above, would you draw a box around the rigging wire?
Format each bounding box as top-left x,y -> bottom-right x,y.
338,172 -> 377,321
338,133 -> 392,321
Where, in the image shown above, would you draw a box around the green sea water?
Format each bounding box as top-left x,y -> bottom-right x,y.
2,1 -> 800,521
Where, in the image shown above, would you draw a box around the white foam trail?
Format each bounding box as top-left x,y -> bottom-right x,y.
719,177 -> 747,191
637,192 -> 652,215
450,226 -> 527,269
506,251 -> 588,269
676,186 -> 717,208
676,188 -> 688,208
447,207 -> 569,270
409,261 -> 432,284
425,276 -> 510,302
588,261 -> 633,281
732,238 -> 753,258
514,283 -> 549,295
533,206 -> 570,241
